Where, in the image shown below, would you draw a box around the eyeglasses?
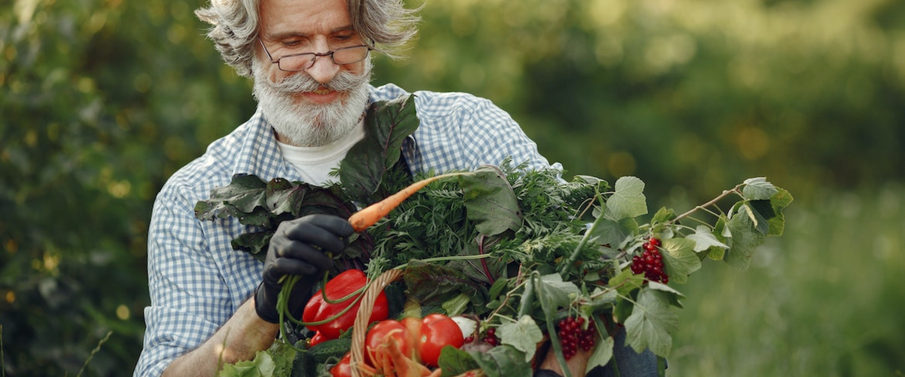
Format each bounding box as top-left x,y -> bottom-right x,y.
258,38 -> 371,72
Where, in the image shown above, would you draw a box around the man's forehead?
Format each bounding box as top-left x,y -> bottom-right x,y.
259,0 -> 353,35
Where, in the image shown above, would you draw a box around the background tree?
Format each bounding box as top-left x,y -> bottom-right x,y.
1,0 -> 903,375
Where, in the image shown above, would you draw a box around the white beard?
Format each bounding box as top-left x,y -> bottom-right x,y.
252,58 -> 372,147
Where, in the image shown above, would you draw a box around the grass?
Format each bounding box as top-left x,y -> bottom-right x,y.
668,184 -> 905,376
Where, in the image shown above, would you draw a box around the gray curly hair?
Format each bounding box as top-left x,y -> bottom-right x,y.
195,0 -> 420,77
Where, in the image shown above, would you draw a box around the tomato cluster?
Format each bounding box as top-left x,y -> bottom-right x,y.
369,314 -> 465,367
330,314 -> 465,376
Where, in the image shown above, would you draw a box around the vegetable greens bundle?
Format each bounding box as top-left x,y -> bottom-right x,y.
196,94 -> 792,377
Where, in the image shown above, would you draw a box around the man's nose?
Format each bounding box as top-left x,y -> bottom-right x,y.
304,43 -> 340,85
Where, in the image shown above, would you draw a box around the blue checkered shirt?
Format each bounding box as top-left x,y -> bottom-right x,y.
134,84 -> 560,377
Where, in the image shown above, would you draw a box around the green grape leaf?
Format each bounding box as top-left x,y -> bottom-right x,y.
624,288 -> 678,358
746,200 -> 776,235
605,176 -> 648,221
585,334 -> 615,373
646,281 -> 685,308
650,207 -> 678,235
498,315 -> 544,362
580,287 -> 619,317
613,290 -> 636,325
589,216 -> 638,249
660,238 -> 701,284
706,216 -> 730,261
651,206 -> 677,224
767,187 -> 794,236
460,165 -> 522,236
742,177 -> 779,200
723,210 -> 767,270
536,273 -> 581,309
608,268 -> 644,297
685,225 -> 729,252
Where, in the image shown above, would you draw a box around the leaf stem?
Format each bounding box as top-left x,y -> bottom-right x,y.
668,184 -> 743,225
75,331 -> 112,377
681,216 -> 713,228
560,192 -> 608,276
517,275 -> 535,319
1,324 -> 5,377
392,253 -> 492,270
536,274 -> 573,377
476,235 -> 496,285
275,273 -> 374,352
319,271 -> 366,305
486,277 -> 527,324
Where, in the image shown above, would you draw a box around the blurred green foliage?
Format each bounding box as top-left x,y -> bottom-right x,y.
672,184 -> 905,375
0,0 -> 903,375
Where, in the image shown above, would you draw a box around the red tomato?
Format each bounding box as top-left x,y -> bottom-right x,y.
364,319 -> 414,365
303,269 -> 390,340
418,314 -> 465,367
363,315 -> 466,368
401,316 -> 422,354
330,352 -> 352,377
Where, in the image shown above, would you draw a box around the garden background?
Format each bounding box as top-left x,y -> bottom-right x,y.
2,0 -> 904,375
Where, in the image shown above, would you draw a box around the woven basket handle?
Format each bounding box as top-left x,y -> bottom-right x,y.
349,268 -> 405,377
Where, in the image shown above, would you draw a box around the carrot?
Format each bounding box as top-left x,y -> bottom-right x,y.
348,172 -> 466,232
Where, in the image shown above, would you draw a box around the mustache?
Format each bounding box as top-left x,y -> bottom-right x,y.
267,68 -> 370,95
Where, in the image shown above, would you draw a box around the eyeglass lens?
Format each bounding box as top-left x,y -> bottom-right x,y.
278,46 -> 369,71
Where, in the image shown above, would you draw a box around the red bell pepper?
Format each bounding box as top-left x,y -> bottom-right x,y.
303,269 -> 389,339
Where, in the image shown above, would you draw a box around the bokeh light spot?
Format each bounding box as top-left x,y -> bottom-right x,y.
116,304 -> 130,320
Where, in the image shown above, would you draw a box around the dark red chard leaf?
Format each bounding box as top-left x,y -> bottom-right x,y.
339,93 -> 420,204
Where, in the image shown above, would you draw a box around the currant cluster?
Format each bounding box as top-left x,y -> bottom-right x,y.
557,316 -> 596,360
483,327 -> 500,346
631,237 -> 669,284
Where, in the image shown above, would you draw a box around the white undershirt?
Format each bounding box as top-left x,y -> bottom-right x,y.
276,120 -> 366,187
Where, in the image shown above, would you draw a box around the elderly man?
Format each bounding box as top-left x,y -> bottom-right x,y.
133,0 -> 658,376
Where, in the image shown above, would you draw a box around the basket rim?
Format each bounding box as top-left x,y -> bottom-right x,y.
349,268 -> 405,377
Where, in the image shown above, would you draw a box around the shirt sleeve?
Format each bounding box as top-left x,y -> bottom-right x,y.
133,185 -> 235,377
457,95 -> 560,172
409,90 -> 563,175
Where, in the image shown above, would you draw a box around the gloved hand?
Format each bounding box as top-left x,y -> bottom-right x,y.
254,214 -> 355,323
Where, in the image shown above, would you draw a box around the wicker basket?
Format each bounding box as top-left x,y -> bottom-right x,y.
349,268 -> 405,377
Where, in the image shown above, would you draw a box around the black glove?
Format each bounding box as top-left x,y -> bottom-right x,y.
254,214 -> 354,323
